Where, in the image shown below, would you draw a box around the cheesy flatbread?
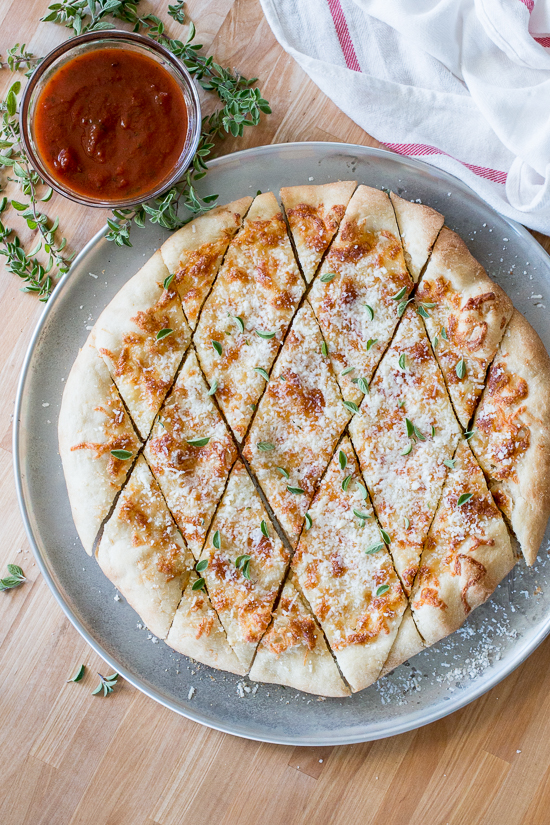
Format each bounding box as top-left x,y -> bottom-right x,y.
308,185 -> 413,405
243,303 -> 350,546
166,572 -> 246,676
379,607 -> 425,678
416,227 -> 513,428
160,197 -> 252,328
349,306 -> 461,594
292,437 -> 407,692
194,192 -> 305,442
249,576 -> 350,697
94,251 -> 191,439
199,461 -> 290,669
411,439 -> 516,645
59,336 -> 142,555
470,310 -> 550,565
389,193 -> 444,281
280,180 -> 356,282
144,348 -> 237,559
96,456 -> 194,639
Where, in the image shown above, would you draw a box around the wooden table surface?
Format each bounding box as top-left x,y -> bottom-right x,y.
1,2 -> 550,823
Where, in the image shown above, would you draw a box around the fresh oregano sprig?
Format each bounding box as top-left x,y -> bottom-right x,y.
92,672 -> 119,696
0,563 -> 26,591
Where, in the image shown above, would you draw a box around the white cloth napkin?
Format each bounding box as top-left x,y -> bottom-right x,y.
259,0 -> 550,233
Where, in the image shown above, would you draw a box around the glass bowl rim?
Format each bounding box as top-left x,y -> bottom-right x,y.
19,29 -> 202,209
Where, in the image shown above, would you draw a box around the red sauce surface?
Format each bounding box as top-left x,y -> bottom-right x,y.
34,48 -> 188,200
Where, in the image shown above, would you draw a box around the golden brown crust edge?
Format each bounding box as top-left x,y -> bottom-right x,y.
473,309 -> 550,565
390,192 -> 444,281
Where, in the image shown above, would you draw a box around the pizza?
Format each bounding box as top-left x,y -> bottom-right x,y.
144,348 -> 237,559
59,182 -> 550,698
349,305 -> 461,594
193,191 -> 305,442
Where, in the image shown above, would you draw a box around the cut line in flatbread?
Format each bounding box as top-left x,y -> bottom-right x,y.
94,250 -> 191,439
58,336 -> 142,555
416,227 -> 513,428
308,185 -> 413,405
144,348 -> 238,559
389,192 -> 444,282
160,197 -> 253,329
96,455 -> 194,639
379,607 -> 425,678
166,572 -> 246,676
410,439 -> 516,645
194,192 -> 305,442
249,575 -> 350,697
280,180 -> 356,283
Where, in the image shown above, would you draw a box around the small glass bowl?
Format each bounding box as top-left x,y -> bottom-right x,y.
20,30 -> 201,208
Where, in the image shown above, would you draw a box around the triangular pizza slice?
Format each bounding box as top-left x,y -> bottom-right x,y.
470,310 -> 550,565
249,575 -> 350,697
379,607 -> 425,678
416,227 -> 513,427
243,303 -> 350,547
160,197 -> 252,328
94,250 -> 191,439
280,180 -> 356,282
194,191 -> 305,442
308,185 -> 413,405
349,306 -> 461,594
144,348 -> 238,559
389,192 -> 444,282
96,456 -> 194,639
59,336 -> 142,555
410,439 -> 517,645
166,572 -> 246,676
198,461 -> 290,670
291,436 -> 407,692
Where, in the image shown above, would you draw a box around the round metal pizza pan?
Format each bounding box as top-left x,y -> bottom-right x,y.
13,142 -> 550,746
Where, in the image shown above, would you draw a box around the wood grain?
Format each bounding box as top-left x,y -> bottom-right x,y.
1,2 -> 550,824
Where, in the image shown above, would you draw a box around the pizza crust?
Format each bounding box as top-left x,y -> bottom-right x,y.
280,180 -> 356,282
249,576 -> 351,697
58,335 -> 142,555
96,456 -> 194,639
417,227 -> 513,428
160,197 -> 252,328
379,607 -> 425,678
410,439 -> 516,644
166,572 -> 247,676
389,193 -> 444,281
94,250 -> 191,439
471,310 -> 550,565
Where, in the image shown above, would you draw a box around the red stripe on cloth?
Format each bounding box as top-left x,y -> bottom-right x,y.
326,0 -> 361,72
534,35 -> 550,46
384,143 -> 507,184
519,0 -> 534,12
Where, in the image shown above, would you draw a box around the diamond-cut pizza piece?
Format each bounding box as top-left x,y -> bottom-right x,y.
349,306 -> 461,594
144,348 -> 237,559
160,197 -> 252,328
308,184 -> 413,405
249,575 -> 350,697
243,303 -> 350,547
59,336 -> 142,555
292,436 -> 407,692
280,180 -> 356,282
389,192 -> 444,281
416,227 -> 513,428
194,192 -> 305,442
166,572 -> 246,676
95,251 -> 191,439
470,310 -> 550,565
379,607 -> 425,678
199,461 -> 290,669
96,456 -> 194,639
410,439 -> 516,645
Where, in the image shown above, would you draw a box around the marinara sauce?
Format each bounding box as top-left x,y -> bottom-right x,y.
34,48 -> 188,200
